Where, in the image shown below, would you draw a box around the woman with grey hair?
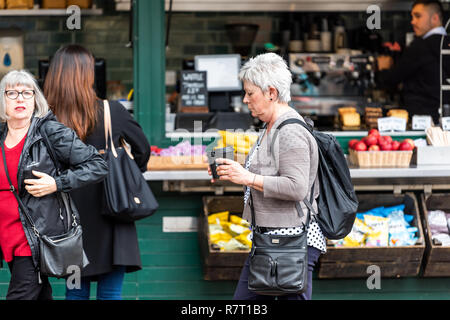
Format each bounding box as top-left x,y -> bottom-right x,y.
209,53 -> 326,300
0,70 -> 107,300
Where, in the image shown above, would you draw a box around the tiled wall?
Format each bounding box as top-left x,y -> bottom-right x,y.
164,11 -> 411,94
0,11 -> 133,97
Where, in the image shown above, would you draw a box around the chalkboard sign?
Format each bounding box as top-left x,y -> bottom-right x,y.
180,70 -> 208,108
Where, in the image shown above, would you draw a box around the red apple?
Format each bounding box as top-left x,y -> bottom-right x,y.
368,145 -> 380,151
403,138 -> 415,148
348,139 -> 359,150
399,141 -> 414,151
354,141 -> 367,151
380,142 -> 392,151
368,128 -> 380,138
365,134 -> 378,146
377,136 -> 385,145
382,135 -> 393,144
391,140 -> 401,151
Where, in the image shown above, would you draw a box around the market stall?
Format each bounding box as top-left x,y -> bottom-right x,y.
133,0 -> 450,299
144,131 -> 450,281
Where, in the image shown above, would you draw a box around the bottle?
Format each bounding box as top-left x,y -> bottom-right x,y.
321,18 -> 332,52
334,26 -> 347,52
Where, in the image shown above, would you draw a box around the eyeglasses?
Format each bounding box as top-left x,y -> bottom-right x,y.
5,90 -> 35,100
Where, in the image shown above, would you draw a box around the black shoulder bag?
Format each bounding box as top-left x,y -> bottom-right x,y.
246,121 -> 316,296
1,131 -> 88,279
247,187 -> 314,296
101,100 -> 158,222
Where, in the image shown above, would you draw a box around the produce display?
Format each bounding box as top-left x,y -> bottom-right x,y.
208,211 -> 251,251
215,130 -> 258,156
151,141 -> 206,157
427,210 -> 450,245
147,141 -> 208,170
329,204 -> 419,247
348,128 -> 414,167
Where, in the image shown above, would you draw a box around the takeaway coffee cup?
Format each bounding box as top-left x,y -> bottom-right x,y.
207,147 -> 235,179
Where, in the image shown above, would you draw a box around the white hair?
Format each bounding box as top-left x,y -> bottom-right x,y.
238,52 -> 292,103
0,69 -> 49,122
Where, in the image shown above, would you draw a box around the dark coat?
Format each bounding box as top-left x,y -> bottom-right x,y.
0,112 -> 108,269
376,34 -> 444,123
70,100 -> 150,277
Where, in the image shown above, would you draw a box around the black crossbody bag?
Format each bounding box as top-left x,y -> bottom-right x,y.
0,130 -> 88,279
247,187 -> 314,296
246,121 -> 316,296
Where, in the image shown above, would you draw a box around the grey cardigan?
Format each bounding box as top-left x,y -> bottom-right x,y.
243,108 -> 319,228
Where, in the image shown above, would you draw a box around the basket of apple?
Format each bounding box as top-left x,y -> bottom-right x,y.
348,129 -> 414,168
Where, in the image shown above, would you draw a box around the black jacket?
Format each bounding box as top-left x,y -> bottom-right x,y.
377,34 -> 444,123
0,112 -> 108,269
70,100 -> 150,277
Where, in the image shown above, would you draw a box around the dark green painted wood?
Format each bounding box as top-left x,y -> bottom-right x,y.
134,0 -> 166,146
2,182 -> 450,299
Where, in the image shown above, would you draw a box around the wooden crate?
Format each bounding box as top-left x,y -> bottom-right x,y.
420,193 -> 450,277
318,192 -> 425,279
147,155 -> 208,171
6,0 -> 33,8
41,0 -> 65,8
67,0 -> 92,8
198,196 -> 249,280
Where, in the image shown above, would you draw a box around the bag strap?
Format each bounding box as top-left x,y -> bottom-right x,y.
39,125 -> 78,229
103,100 -> 118,157
1,142 -> 40,237
271,117 -> 318,216
247,119 -> 316,229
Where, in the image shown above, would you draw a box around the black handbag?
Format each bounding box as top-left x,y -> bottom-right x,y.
1,132 -> 88,279
247,186 -> 315,296
101,100 -> 158,222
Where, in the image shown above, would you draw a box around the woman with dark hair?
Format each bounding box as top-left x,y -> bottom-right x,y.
44,44 -> 150,300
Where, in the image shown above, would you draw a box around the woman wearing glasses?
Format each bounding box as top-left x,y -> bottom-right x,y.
0,70 -> 108,300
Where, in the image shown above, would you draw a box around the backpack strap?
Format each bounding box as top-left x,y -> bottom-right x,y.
271,118 -> 318,219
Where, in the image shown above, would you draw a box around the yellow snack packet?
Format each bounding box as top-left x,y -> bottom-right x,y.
208,211 -> 229,225
209,230 -> 232,243
222,238 -> 249,251
363,215 -> 389,246
208,223 -> 223,234
230,215 -> 250,227
221,222 -> 248,237
365,231 -> 384,247
343,234 -> 363,247
342,218 -> 372,247
234,229 -> 252,248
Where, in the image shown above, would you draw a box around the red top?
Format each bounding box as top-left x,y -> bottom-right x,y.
0,134 -> 31,262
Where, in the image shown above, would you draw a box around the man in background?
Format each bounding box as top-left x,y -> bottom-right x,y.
377,0 -> 447,124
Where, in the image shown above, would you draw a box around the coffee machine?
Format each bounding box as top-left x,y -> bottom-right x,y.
289,53 -> 377,130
